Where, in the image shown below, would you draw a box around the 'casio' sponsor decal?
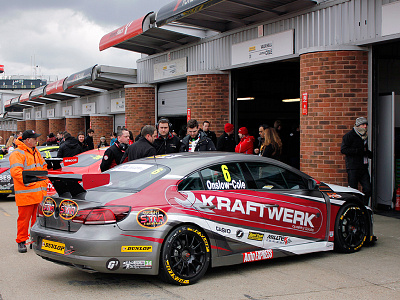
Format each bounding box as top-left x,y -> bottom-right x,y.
121,246 -> 152,252
265,234 -> 292,245
137,208 -> 168,229
59,199 -> 79,220
106,258 -> 120,271
42,197 -> 56,217
123,260 -> 152,269
247,232 -> 264,241
216,226 -> 231,234
243,249 -> 273,263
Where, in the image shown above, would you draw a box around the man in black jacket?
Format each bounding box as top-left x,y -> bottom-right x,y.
85,129 -> 94,150
57,132 -> 83,158
180,119 -> 216,152
216,123 -> 235,152
153,118 -> 180,154
202,121 -> 217,145
100,129 -> 130,171
120,125 -> 157,162
341,117 -> 372,205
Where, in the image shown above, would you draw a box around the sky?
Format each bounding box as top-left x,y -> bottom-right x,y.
0,0 -> 171,81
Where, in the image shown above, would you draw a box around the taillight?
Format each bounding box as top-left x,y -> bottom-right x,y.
71,206 -> 131,225
0,167 -> 9,174
37,202 -> 44,217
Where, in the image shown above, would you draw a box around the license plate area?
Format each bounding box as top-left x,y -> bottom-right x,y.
41,239 -> 66,254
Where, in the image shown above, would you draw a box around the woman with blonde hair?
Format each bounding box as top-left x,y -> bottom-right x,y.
261,127 -> 282,160
5,134 -> 15,149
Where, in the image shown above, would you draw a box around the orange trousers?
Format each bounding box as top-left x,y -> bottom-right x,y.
16,204 -> 39,244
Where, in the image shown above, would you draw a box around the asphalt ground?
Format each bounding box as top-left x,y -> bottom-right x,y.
1,196 -> 400,300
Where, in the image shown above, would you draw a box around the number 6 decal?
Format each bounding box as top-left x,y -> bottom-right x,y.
221,165 -> 231,182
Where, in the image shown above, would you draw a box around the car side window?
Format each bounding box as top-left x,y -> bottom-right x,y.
178,172 -> 204,191
200,163 -> 246,190
246,162 -> 306,190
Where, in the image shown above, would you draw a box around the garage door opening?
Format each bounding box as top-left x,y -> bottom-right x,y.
232,60 -> 300,165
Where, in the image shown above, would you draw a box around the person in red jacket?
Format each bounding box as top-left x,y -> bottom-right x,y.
235,127 -> 255,154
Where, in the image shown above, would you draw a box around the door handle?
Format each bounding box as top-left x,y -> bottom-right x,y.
199,205 -> 216,210
264,204 -> 279,208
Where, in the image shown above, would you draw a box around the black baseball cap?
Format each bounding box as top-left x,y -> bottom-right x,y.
22,130 -> 41,140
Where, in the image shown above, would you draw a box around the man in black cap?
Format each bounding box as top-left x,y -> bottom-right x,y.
9,130 -> 47,253
341,117 -> 372,205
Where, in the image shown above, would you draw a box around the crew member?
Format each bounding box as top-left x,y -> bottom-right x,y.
235,127 -> 255,154
120,125 -> 157,162
9,130 -> 47,253
180,119 -> 216,152
216,123 -> 235,152
153,118 -> 180,154
100,129 -> 130,172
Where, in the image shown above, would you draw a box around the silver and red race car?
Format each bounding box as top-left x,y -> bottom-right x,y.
31,152 -> 375,285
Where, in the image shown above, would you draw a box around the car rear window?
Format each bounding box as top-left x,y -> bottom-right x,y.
98,163 -> 170,191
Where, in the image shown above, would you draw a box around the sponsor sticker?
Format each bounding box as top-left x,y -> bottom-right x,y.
265,234 -> 292,245
59,199 -> 79,220
137,208 -> 168,229
41,239 -> 65,254
106,258 -> 120,271
243,249 -> 273,263
42,197 -> 56,217
121,246 -> 152,252
114,164 -> 152,173
123,260 -> 152,269
247,232 -> 264,241
236,229 -> 244,238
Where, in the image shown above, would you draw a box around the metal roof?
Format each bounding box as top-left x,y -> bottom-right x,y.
5,65 -> 137,110
156,0 -> 319,32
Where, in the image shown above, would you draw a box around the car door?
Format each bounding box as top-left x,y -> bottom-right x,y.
177,162 -> 268,256
243,162 -> 328,251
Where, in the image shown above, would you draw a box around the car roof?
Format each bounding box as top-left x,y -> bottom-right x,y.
122,152 -> 311,179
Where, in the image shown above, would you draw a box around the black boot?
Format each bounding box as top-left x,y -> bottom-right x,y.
18,242 -> 27,253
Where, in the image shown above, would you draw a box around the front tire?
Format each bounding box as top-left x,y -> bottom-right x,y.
159,225 -> 210,285
334,202 -> 368,253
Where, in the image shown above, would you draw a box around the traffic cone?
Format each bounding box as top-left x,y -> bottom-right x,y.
395,187 -> 400,211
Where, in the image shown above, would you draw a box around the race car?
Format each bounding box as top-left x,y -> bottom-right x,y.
0,145 -> 59,197
31,152 -> 375,285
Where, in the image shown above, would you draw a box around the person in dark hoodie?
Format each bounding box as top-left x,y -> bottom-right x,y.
180,119 -> 216,152
57,132 -> 83,158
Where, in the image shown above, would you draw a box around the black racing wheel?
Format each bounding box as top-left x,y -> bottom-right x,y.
334,202 -> 368,253
159,225 -> 210,285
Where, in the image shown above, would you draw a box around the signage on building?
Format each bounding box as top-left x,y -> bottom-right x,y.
35,111 -> 42,119
154,57 -> 187,81
302,92 -> 308,115
111,98 -> 125,112
232,30 -> 294,66
64,66 -> 94,90
187,108 -> 191,122
62,106 -> 72,117
82,103 -> 96,114
26,112 -> 31,120
0,79 -> 46,90
47,109 -> 55,118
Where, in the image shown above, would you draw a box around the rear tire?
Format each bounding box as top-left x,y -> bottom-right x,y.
159,225 -> 210,285
334,202 -> 368,253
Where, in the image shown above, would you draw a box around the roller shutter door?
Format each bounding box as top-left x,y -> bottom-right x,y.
157,80 -> 187,116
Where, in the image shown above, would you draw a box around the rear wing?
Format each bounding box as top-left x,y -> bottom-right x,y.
22,170 -> 110,199
44,158 -> 63,170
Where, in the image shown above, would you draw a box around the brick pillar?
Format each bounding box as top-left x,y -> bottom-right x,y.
187,72 -> 230,137
35,119 -> 49,145
49,118 -> 65,135
17,121 -> 26,133
65,117 -> 85,138
25,120 -> 36,132
90,115 -> 113,146
125,84 -> 155,136
300,50 -> 368,186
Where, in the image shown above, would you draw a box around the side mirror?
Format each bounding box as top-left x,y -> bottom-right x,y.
307,178 -> 319,190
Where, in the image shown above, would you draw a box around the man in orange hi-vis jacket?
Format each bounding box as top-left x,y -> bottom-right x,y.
10,130 -> 47,253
